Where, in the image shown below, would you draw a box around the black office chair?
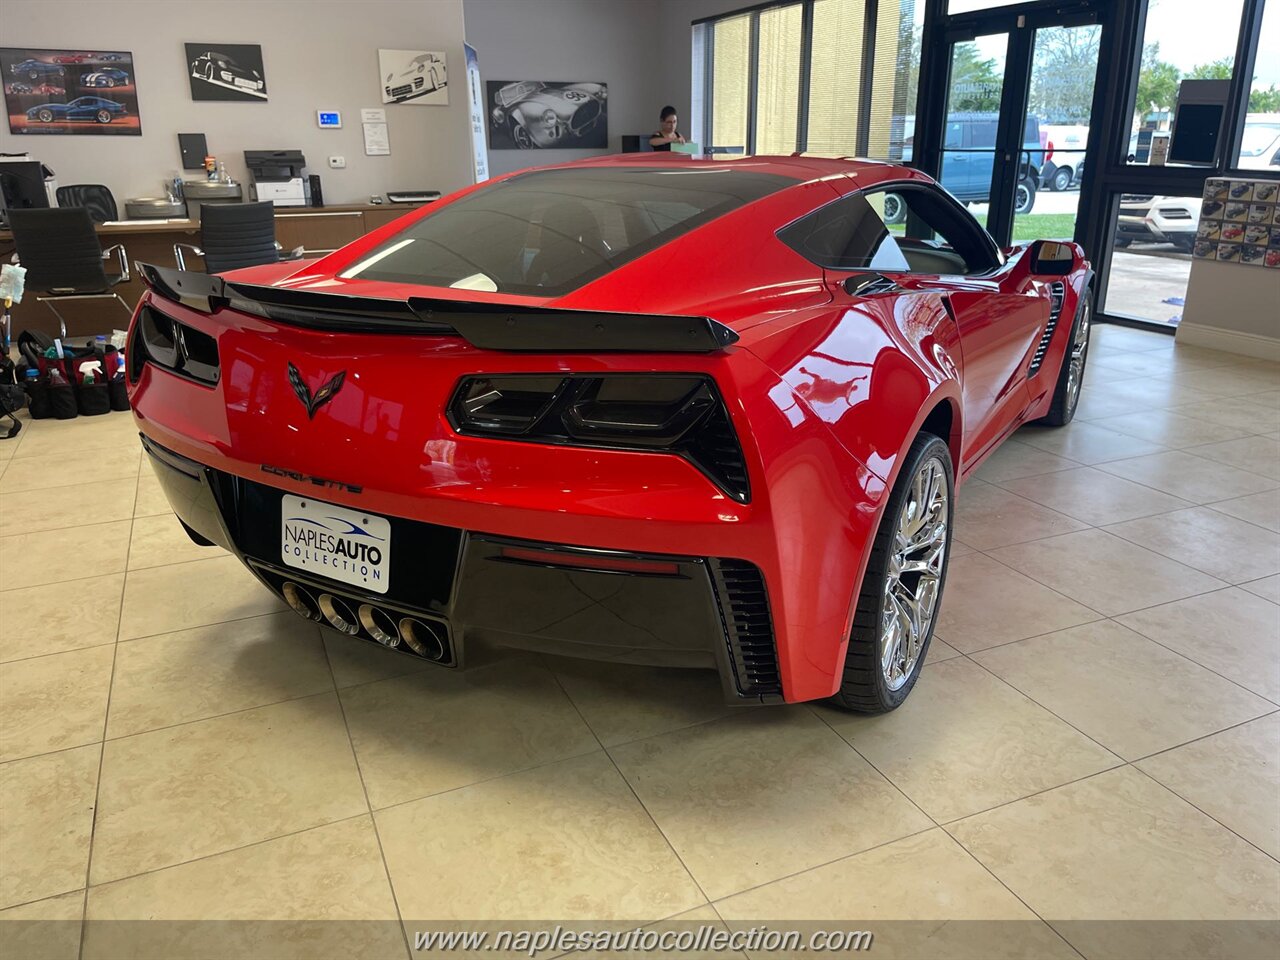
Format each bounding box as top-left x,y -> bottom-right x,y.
174,201 -> 281,273
7,207 -> 130,337
55,184 -> 118,224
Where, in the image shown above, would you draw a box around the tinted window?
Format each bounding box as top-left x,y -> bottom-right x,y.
340,166 -> 797,296
871,184 -> 1000,275
777,192 -> 910,272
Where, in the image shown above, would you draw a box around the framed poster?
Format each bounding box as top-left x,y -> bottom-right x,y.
486,81 -> 607,150
2,47 -> 140,136
379,49 -> 448,106
185,43 -> 266,102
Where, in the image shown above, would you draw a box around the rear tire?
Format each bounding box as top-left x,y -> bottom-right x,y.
1015,177 -> 1037,215
1037,288 -> 1092,427
831,433 -> 953,714
883,192 -> 906,225
1051,167 -> 1073,192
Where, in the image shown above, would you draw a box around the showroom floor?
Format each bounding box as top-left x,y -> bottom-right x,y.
1,323 -> 1278,959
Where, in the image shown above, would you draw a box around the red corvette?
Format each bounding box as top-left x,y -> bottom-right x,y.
128,155 -> 1092,712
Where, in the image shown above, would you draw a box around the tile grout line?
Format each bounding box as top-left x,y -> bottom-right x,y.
319,628 -> 417,960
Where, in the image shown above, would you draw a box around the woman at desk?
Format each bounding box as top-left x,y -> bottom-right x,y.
649,106 -> 685,151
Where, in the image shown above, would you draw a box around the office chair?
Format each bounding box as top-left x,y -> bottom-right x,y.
174,201 -> 282,273
6,207 -> 130,337
55,184 -> 118,224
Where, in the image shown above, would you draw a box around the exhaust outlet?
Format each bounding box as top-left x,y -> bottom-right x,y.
399,617 -> 448,662
318,594 -> 359,635
282,582 -> 321,621
358,604 -> 400,648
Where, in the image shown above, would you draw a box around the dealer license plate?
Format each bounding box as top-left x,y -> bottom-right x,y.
281,495 -> 391,594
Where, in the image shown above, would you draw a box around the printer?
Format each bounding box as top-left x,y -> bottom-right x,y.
244,149 -> 309,206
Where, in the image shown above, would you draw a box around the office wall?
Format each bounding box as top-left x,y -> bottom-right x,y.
0,0 -> 474,207
463,0 -> 667,177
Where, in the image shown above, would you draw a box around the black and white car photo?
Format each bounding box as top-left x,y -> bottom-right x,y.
378,49 -> 448,106
185,44 -> 267,102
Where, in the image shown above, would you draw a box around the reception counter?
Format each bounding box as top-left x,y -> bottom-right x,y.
0,202 -> 427,338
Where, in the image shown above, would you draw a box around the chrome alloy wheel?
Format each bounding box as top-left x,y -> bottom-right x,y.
879,456 -> 948,691
1065,297 -> 1091,415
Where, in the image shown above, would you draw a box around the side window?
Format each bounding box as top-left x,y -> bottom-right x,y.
776,192 -> 910,273
866,185 -> 1000,276
944,122 -> 963,149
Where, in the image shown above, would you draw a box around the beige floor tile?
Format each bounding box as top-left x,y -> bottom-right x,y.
822,659 -> 1118,822
1090,409 -> 1253,449
0,478 -> 136,539
1096,450 -> 1277,504
996,466 -> 1194,525
0,645 -> 113,762
716,829 -> 1078,959
132,469 -> 173,518
9,416 -> 139,461
119,555 -> 284,640
126,513 -> 224,570
953,480 -> 1089,551
1116,588 -> 1280,703
552,658 -> 736,748
1137,714 -> 1280,860
609,710 -> 932,901
321,628 -> 435,688
1241,574 -> 1280,605
1104,507 -> 1280,585
934,553 -> 1100,654
1208,488 -> 1280,532
1015,420 -> 1166,465
0,573 -> 123,663
376,752 -> 703,922
90,692 -> 367,885
950,538 -> 976,557
0,889 -> 84,960
1177,396 -> 1280,433
340,658 -> 599,809
0,445 -> 140,495
0,519 -> 131,592
0,745 -> 98,909
926,637 -> 962,662
972,439 -> 1079,483
987,529 -> 1225,616
82,817 -> 404,960
107,612 -> 332,740
1089,327 -> 1176,354
1188,436 -> 1280,480
590,905 -> 742,960
973,620 -> 1272,761
1153,365 -> 1280,398
948,767 -> 1280,959
1076,377 -> 1219,420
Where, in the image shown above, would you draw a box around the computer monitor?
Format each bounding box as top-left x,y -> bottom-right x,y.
0,160 -> 50,225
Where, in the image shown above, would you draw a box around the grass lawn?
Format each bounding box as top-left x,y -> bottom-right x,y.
1012,213 -> 1077,242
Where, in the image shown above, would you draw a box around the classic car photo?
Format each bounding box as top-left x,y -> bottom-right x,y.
382,51 -> 447,105
487,80 -> 607,149
127,154 -> 1092,714
79,67 -> 130,87
9,59 -> 66,80
51,52 -> 92,63
188,48 -> 266,100
26,95 -> 127,123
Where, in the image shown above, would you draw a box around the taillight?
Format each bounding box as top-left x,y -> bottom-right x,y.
448,373 -> 751,501
1045,138 -> 1054,163
132,303 -> 220,386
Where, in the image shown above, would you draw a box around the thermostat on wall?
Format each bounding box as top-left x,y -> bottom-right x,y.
317,110 -> 342,129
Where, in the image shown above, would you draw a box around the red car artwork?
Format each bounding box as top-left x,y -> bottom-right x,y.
127,155 -> 1093,713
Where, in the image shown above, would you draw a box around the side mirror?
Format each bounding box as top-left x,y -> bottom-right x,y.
1030,239 -> 1075,276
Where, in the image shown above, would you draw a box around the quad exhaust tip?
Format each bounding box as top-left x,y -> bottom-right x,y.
282,582 -> 320,621
400,617 -> 447,662
278,578 -> 449,663
318,593 -> 359,636
358,603 -> 400,649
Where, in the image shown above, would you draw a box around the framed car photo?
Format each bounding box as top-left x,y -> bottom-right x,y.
185,43 -> 267,102
1,47 -> 140,136
379,49 -> 448,106
486,80 -> 607,150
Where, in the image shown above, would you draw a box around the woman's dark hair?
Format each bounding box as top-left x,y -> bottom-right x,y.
660,105 -> 677,120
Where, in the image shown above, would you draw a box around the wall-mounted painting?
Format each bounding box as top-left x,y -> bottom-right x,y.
485,81 -> 607,150
1,47 -> 140,136
185,43 -> 267,102
379,49 -> 448,106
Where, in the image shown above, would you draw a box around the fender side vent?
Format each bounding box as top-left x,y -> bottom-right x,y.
709,558 -> 781,699
1028,281 -> 1066,377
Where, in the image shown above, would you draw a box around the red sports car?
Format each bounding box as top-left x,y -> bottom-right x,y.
128,155 -> 1092,712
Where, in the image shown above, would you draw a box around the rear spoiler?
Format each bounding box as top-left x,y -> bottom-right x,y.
136,262 -> 740,353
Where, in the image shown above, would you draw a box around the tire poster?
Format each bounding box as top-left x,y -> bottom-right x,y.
1,47 -> 141,136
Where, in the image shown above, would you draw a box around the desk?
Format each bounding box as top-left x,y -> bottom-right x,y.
0,202 -> 427,338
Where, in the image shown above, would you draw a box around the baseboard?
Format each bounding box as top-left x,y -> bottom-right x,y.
1175,324 -> 1280,361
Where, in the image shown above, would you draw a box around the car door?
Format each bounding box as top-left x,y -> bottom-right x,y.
67,99 -> 92,120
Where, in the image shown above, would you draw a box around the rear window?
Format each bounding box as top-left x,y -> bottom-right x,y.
339,166 -> 797,296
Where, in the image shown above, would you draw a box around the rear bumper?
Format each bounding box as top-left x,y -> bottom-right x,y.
142,436 -> 785,704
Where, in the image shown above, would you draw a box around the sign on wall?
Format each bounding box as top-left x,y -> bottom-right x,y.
1,47 -> 141,137
485,81 -> 608,150
379,50 -> 448,106
463,43 -> 488,183
185,43 -> 267,102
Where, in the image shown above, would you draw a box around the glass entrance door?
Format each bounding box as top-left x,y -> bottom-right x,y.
938,34 -> 1009,232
